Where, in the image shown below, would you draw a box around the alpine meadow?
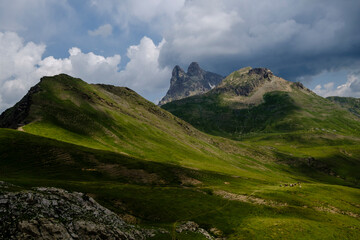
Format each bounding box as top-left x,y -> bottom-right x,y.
1,1 -> 360,239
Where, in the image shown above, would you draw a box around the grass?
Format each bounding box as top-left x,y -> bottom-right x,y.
1,128 -> 360,239
1,74 -> 360,239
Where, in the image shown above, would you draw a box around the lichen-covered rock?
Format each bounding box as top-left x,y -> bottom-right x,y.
176,221 -> 214,240
0,183 -> 161,239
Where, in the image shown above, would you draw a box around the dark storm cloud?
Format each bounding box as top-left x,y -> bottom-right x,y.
159,0 -> 360,81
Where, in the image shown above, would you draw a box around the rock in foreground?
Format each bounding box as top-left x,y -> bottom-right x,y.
0,182 -> 158,239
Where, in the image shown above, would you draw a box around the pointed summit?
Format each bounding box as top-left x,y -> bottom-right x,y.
172,65 -> 185,77
159,62 -> 223,105
171,65 -> 186,85
187,62 -> 203,76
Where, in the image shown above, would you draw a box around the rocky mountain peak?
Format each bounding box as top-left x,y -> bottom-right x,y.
172,65 -> 185,77
171,65 -> 186,85
248,68 -> 273,79
159,62 -> 224,105
214,67 -> 283,97
187,62 -> 203,76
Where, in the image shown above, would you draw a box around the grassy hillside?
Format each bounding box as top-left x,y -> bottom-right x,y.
0,74 -> 259,174
1,73 -> 360,239
162,68 -> 360,138
162,67 -> 360,186
327,96 -> 360,118
1,128 -> 360,240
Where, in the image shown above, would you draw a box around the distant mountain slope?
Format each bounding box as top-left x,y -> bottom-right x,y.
327,96 -> 360,118
158,62 -> 223,105
162,67 -> 360,138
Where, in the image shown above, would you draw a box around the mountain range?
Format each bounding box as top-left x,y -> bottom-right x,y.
162,67 -> 360,137
1,66 -> 360,239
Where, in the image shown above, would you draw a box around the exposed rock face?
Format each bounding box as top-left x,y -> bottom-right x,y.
0,183 -> 159,239
215,67 -> 275,97
0,83 -> 41,129
158,62 -> 223,105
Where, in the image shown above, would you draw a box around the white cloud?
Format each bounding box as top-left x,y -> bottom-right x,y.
88,24 -> 113,37
0,32 -> 121,113
118,37 -> 171,100
0,32 -> 171,113
313,73 -> 360,98
0,31 -> 46,110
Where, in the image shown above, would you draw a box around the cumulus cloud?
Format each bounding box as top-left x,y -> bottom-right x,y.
88,24 -> 113,37
0,32 -> 46,111
118,37 -> 171,100
0,32 -> 170,113
159,0 -> 360,81
0,32 -> 121,113
313,73 -> 360,98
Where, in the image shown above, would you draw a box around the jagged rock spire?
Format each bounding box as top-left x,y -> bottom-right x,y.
159,62 -> 224,105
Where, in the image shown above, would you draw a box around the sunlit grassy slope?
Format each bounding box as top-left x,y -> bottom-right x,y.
1,128 -> 360,240
0,74 -> 258,174
1,73 -> 360,239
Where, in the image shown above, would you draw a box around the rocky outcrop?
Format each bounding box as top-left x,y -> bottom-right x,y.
176,221 -> 214,240
0,83 -> 41,129
159,62 -> 223,105
215,67 -> 274,97
0,182 -> 161,239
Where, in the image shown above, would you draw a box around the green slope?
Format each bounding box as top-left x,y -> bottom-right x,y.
162,67 -> 360,185
162,67 -> 360,138
1,73 -> 360,239
1,128 -> 360,240
327,96 -> 360,118
0,74 -> 257,175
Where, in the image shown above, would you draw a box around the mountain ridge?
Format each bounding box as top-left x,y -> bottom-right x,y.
162,66 -> 360,137
158,62 -> 223,105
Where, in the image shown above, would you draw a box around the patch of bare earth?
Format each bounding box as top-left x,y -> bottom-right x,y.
50,149 -> 75,164
313,205 -> 359,218
179,174 -> 202,186
173,170 -> 202,186
98,164 -> 165,184
214,190 -> 287,207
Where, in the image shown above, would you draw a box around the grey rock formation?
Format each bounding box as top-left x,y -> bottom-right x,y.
0,83 -> 41,129
159,62 -> 223,105
176,221 -> 214,240
214,67 -> 274,97
0,182 -> 161,239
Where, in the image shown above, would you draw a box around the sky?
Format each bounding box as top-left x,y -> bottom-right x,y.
0,0 -> 360,113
